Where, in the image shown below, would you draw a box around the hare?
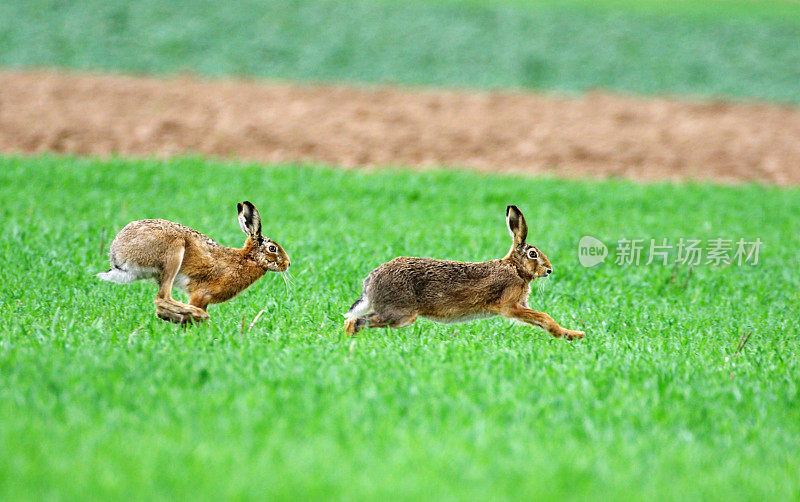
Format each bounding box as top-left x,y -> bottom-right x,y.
98,201 -> 290,324
344,205 -> 584,340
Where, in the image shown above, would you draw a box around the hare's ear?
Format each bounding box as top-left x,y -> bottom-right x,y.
237,201 -> 262,237
506,205 -> 527,247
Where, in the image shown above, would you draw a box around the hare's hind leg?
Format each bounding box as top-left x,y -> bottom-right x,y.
344,311 -> 417,335
501,304 -> 584,340
154,245 -> 209,325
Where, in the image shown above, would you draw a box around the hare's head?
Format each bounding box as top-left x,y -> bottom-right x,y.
237,201 -> 291,272
504,205 -> 552,279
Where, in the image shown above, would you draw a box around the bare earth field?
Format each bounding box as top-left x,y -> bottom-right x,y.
2,70 -> 799,184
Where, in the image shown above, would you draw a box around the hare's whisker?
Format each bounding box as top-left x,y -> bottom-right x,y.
280,270 -> 294,292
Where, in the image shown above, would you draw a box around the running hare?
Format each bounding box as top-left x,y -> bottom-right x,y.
344,205 -> 584,340
98,201 -> 290,324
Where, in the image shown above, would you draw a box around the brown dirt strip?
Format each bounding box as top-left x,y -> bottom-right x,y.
1,70 -> 799,184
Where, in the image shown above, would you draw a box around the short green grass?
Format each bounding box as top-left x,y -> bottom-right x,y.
467,0 -> 800,20
0,155 -> 798,500
1,0 -> 799,102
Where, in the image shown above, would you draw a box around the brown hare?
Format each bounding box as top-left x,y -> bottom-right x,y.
344,205 -> 584,340
98,201 -> 290,324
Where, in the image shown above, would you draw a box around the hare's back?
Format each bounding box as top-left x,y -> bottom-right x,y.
371,257 -> 503,293
114,219 -> 188,243
110,219 -> 206,268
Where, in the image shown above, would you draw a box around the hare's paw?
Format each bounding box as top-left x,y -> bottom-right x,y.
155,299 -> 209,325
564,329 -> 585,341
343,316 -> 370,335
156,308 -> 187,324
186,305 -> 210,322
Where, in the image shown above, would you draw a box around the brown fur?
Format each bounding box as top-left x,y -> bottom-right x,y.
344,205 -> 584,340
99,202 -> 290,324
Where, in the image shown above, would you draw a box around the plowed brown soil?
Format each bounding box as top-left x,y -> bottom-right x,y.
2,70 -> 799,184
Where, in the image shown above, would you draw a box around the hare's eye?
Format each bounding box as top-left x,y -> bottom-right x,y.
268,245 -> 277,253
527,249 -> 538,259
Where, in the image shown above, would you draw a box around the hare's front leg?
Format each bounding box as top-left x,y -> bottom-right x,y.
154,245 -> 210,325
502,304 -> 584,340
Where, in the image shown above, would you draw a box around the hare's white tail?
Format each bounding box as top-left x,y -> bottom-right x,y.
97,267 -> 137,284
344,293 -> 370,318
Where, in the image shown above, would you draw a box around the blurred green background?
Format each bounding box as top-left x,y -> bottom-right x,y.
1,0 -> 798,101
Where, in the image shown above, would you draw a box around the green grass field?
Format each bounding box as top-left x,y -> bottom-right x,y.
2,0 -> 799,102
1,155 -> 798,499
2,0 -> 799,498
